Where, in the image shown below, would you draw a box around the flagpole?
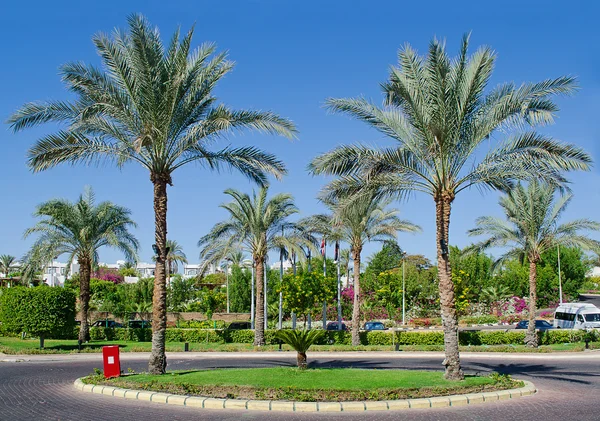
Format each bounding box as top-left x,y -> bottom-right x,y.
322,238 -> 327,330
278,228 -> 284,330
336,241 -> 342,331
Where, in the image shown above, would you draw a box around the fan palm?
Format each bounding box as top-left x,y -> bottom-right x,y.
309,35 -> 590,379
198,187 -> 311,345
304,195 -> 420,345
468,181 -> 600,346
23,187 -> 138,342
152,239 -> 187,284
8,15 -> 295,374
0,255 -> 16,277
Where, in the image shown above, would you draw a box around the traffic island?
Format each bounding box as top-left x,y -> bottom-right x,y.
74,368 -> 536,412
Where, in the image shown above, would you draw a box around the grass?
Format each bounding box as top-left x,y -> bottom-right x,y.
87,368 -> 520,401
1,336 -> 598,354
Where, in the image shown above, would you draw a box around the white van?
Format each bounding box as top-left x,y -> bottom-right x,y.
553,303 -> 600,329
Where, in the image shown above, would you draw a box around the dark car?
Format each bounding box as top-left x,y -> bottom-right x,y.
363,321 -> 386,331
326,321 -> 348,331
91,320 -> 124,328
127,320 -> 151,329
227,321 -> 252,330
515,320 -> 554,330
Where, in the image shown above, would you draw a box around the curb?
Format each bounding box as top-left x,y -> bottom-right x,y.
73,378 -> 536,412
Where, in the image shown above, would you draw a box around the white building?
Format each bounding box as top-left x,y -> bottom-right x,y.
43,261 -> 79,286
270,259 -> 293,272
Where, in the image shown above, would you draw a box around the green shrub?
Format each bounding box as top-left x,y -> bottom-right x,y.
396,331 -> 444,345
0,287 -> 76,341
460,315 -> 499,325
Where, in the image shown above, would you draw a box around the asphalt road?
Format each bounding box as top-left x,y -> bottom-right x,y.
1,351 -> 599,421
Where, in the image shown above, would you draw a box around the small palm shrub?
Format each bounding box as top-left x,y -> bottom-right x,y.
275,329 -> 324,369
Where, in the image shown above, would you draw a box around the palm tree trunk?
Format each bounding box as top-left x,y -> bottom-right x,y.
78,256 -> 91,342
149,173 -> 169,374
435,195 -> 464,380
351,246 -> 361,346
525,259 -> 539,347
254,257 -> 265,346
297,351 -> 307,369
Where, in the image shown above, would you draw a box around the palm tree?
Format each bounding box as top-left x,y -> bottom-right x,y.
152,239 -> 187,284
308,35 -> 590,379
0,255 -> 16,277
468,181 -> 600,346
304,195 -> 420,345
198,187 -> 310,345
275,329 -> 324,369
8,15 -> 295,374
23,187 -> 139,342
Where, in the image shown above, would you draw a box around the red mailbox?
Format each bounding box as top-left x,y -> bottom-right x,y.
102,345 -> 121,379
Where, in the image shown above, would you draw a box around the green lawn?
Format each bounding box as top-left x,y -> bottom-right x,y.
120,368 -> 493,390
93,367 -> 519,401
1,336 -> 597,354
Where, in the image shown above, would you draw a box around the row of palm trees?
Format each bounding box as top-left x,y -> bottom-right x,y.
7,16 -> 593,379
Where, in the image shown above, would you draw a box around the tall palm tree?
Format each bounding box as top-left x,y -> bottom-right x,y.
23,187 -> 139,342
0,255 -> 16,277
308,35 -> 590,379
152,239 -> 187,284
198,187 -> 310,345
8,15 -> 295,374
468,181 -> 600,346
304,195 -> 420,345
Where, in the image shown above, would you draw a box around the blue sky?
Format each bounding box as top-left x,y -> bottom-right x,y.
1,0 -> 599,266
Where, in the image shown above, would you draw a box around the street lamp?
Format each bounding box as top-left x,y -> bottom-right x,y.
557,245 -> 563,304
251,261 -> 255,329
225,259 -> 230,314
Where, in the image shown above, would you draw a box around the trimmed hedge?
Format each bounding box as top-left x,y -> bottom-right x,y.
0,287 -> 75,339
84,327 -> 600,345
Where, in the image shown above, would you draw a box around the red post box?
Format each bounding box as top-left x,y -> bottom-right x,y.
102,345 -> 121,379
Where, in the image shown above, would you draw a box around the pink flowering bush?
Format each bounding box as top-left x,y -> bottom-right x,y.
91,267 -> 124,284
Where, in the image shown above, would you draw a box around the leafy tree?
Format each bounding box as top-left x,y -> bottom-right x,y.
365,241 -> 404,278
9,15 -> 295,374
167,275 -> 196,311
0,287 -> 76,348
198,187 -> 308,346
23,187 -> 138,342
309,35 -> 589,378
469,181 -> 600,346
280,271 -> 336,326
229,265 -> 252,313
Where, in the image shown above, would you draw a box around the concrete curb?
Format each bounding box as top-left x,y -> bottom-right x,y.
73,378 -> 536,412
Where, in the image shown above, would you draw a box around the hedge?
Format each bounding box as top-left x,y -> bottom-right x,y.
82,328 -> 599,345
0,287 -> 75,340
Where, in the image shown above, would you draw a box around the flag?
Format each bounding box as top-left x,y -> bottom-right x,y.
334,240 -> 339,262
320,238 -> 326,256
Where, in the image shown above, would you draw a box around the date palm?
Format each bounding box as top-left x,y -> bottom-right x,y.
23,187 -> 138,342
309,35 -> 590,379
198,187 -> 311,345
468,181 -> 600,346
0,255 -> 16,277
152,239 -> 187,284
304,195 -> 420,345
8,15 -> 295,374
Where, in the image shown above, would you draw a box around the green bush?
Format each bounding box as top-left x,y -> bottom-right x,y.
177,320 -> 227,329
0,287 -> 75,341
460,315 -> 499,325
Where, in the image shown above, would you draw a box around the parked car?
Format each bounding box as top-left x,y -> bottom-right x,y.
127,320 -> 150,329
326,321 -> 348,331
363,321 -> 386,331
227,321 -> 252,330
515,320 -> 554,331
91,320 -> 123,328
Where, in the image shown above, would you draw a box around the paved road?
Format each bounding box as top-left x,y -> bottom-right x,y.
1,351 -> 599,420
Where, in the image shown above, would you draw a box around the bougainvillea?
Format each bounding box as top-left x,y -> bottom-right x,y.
91,267 -> 124,284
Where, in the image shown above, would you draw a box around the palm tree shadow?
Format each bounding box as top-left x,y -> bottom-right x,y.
467,362 -> 600,385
